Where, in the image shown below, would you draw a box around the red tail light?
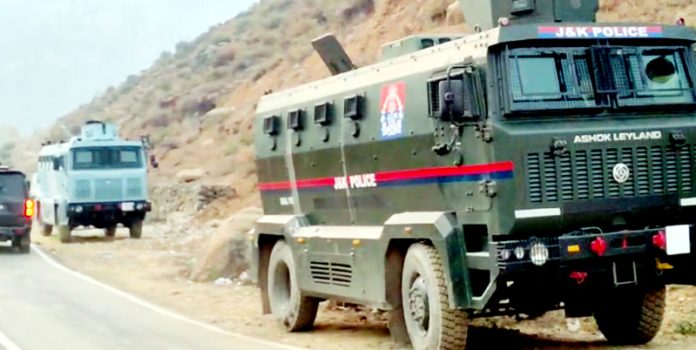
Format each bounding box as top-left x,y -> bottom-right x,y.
24,199 -> 35,218
590,237 -> 607,256
652,230 -> 667,251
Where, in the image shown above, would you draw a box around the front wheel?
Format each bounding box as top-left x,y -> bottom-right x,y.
129,220 -> 143,239
594,286 -> 666,345
267,240 -> 319,331
105,225 -> 117,238
402,243 -> 469,350
41,223 -> 53,236
58,225 -> 72,243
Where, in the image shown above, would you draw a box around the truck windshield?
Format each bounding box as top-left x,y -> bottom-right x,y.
505,45 -> 696,114
72,147 -> 143,170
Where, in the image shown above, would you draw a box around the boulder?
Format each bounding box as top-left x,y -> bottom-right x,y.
176,169 -> 206,183
446,1 -> 465,26
189,207 -> 263,282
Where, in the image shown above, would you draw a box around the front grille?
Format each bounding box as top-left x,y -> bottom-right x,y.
94,178 -> 124,201
527,145 -> 695,203
75,179 -> 92,200
126,178 -> 143,198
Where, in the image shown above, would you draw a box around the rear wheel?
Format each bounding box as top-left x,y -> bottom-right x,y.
41,223 -> 53,236
267,240 -> 319,331
594,286 -> 665,345
58,225 -> 72,243
402,243 -> 469,350
12,235 -> 30,254
105,225 -> 117,238
129,220 -> 143,239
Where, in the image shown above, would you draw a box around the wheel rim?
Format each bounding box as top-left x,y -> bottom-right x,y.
408,275 -> 430,336
272,260 -> 292,313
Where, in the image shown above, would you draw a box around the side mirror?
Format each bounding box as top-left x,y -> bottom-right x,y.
436,71 -> 481,122
52,158 -> 60,171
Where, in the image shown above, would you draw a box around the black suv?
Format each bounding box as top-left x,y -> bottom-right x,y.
0,169 -> 32,253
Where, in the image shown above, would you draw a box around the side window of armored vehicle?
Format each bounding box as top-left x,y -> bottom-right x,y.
262,115 -> 281,151
52,156 -> 64,171
344,95 -> 365,138
314,102 -> 333,143
287,109 -> 305,147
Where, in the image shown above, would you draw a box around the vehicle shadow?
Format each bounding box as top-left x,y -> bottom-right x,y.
467,326 -> 607,350
0,245 -> 20,255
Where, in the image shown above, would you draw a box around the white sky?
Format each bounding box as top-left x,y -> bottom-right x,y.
0,0 -> 255,134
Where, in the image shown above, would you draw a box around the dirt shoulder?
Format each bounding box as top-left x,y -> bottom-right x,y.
31,224 -> 696,350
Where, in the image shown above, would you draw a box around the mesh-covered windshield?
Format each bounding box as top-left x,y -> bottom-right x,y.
506,45 -> 696,113
72,147 -> 143,170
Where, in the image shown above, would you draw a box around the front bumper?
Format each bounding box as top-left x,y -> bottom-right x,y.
495,226 -> 696,274
0,226 -> 30,241
67,201 -> 151,220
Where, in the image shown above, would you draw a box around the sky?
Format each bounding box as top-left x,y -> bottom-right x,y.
0,0 -> 255,135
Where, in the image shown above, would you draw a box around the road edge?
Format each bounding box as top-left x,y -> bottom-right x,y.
31,245 -> 304,350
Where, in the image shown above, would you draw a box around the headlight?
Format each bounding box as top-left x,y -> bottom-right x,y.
499,248 -> 512,261
529,242 -> 549,266
136,203 -> 144,210
75,206 -> 83,213
514,246 -> 526,260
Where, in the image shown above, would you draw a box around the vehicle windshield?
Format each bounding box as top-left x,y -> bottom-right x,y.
0,173 -> 26,199
72,146 -> 143,170
505,45 -> 696,114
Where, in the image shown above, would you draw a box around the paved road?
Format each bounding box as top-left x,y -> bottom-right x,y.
0,245 -> 298,350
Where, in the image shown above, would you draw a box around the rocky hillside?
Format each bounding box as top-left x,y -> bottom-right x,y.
12,0 -> 696,216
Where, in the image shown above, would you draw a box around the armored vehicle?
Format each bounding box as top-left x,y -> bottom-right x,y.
252,0 -> 696,348
34,121 -> 151,242
0,168 -> 33,253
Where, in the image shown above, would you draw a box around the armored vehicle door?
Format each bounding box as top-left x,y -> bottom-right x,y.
427,65 -> 497,213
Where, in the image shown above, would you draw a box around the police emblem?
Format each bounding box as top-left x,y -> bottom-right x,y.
380,82 -> 406,139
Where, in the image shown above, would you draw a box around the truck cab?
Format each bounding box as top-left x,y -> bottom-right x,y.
35,121 -> 151,242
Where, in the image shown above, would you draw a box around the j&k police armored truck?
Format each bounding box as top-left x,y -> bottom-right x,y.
252,0 -> 696,348
35,121 -> 151,243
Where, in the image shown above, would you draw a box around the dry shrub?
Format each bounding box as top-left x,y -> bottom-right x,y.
214,45 -> 237,67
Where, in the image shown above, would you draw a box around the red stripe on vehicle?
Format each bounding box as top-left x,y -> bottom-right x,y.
258,161 -> 514,191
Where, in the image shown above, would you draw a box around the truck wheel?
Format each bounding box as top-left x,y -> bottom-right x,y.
58,225 -> 72,243
267,240 -> 318,331
594,286 -> 665,345
41,224 -> 53,236
105,226 -> 117,238
13,235 -> 30,254
129,220 -> 143,239
402,243 -> 469,350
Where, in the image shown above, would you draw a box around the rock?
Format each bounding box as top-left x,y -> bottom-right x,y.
176,169 -> 206,183
188,207 -> 262,282
446,1 -> 465,26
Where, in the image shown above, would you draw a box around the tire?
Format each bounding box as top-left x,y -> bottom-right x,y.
58,225 -> 72,243
41,224 -> 53,236
129,220 -> 143,239
402,243 -> 469,350
267,240 -> 319,331
105,225 -> 117,238
594,286 -> 665,345
12,235 -> 30,254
